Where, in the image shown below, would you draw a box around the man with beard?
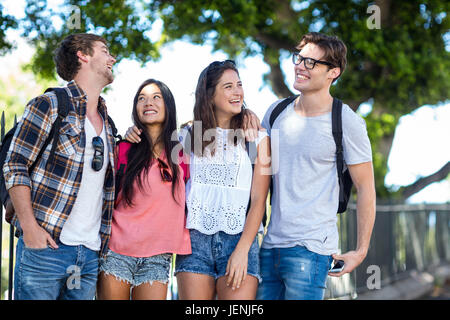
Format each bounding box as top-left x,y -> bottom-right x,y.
3,33 -> 117,300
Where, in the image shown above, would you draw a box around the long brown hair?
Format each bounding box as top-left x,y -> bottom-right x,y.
191,60 -> 245,157
121,79 -> 181,207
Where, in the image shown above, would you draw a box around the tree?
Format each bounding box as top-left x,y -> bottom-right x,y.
2,0 -> 450,200
0,64 -> 57,130
0,3 -> 17,56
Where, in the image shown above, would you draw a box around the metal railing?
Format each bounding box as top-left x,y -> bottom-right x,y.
1,111 -> 16,300
325,202 -> 450,299
1,110 -> 450,299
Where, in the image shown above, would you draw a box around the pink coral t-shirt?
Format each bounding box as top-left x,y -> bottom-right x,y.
109,150 -> 191,258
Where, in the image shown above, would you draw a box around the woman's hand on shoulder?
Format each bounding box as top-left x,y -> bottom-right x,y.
242,109 -> 262,142
124,125 -> 142,143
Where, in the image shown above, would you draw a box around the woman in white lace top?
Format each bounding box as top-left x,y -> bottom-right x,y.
175,60 -> 271,300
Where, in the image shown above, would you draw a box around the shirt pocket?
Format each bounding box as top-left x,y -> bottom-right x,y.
55,119 -> 82,157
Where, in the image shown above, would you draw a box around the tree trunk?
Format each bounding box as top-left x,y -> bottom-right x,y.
262,51 -> 294,98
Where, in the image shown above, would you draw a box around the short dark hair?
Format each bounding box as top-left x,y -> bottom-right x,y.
54,33 -> 107,81
296,32 -> 347,83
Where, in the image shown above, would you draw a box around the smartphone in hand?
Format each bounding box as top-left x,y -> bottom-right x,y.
329,260 -> 345,273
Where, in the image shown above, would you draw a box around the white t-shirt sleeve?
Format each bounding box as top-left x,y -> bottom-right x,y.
342,104 -> 373,165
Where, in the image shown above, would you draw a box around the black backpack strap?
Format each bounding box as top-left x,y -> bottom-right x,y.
41,88 -> 70,167
269,95 -> 299,129
245,140 -> 257,217
267,95 -> 298,210
267,95 -> 298,216
27,88 -> 70,172
331,98 -> 345,204
244,140 -> 270,229
107,115 -> 120,140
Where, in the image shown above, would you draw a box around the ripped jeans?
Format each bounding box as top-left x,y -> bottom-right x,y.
99,249 -> 172,287
256,246 -> 333,300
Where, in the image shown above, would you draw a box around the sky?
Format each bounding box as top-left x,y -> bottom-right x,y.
1,1 -> 449,204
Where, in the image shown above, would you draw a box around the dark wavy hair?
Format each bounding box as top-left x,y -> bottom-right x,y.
191,60 -> 245,157
121,79 -> 181,207
54,33 -> 108,81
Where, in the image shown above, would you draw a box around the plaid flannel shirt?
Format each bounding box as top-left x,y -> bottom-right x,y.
3,80 -> 115,256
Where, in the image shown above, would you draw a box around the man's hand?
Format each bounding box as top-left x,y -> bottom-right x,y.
328,161 -> 375,278
243,109 -> 262,142
328,250 -> 366,277
23,223 -> 59,250
8,185 -> 58,250
124,125 -> 142,143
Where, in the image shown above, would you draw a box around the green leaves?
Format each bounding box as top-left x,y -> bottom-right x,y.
1,0 -> 449,199
0,3 -> 18,55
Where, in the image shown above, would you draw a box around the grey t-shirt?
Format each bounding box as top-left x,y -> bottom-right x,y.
261,98 -> 372,255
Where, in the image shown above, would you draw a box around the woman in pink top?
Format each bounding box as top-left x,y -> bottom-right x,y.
97,79 -> 191,300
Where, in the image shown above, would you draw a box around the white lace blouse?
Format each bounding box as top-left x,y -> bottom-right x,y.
180,127 -> 267,235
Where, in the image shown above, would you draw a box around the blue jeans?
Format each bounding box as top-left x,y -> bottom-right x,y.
14,236 -> 99,300
256,246 -> 333,300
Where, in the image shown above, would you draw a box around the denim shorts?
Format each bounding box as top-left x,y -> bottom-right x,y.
175,229 -> 261,283
99,249 -> 172,287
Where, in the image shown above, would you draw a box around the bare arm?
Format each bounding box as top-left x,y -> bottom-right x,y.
242,109 -> 262,142
329,161 -> 376,277
123,111 -> 262,144
226,136 -> 271,289
3,95 -> 60,249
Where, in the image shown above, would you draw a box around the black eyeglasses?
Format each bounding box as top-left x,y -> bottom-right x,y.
292,52 -> 336,70
157,158 -> 172,182
92,136 -> 104,172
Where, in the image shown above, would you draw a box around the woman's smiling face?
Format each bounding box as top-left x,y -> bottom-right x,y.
212,69 -> 244,119
136,83 -> 166,128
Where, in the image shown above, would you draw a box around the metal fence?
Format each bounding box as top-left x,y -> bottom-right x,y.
1,111 -> 16,300
325,202 -> 450,299
1,110 -> 450,300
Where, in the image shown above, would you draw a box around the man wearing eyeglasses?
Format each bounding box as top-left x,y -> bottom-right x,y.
257,32 -> 376,300
3,33 -> 117,300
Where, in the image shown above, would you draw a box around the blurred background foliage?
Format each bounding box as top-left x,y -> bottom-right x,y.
0,0 -> 449,200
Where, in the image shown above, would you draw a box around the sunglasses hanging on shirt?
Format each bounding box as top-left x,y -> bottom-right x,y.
91,136 -> 104,172
157,158 -> 172,182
